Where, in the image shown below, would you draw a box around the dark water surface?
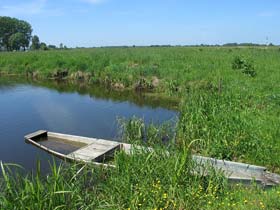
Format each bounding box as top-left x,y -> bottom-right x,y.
0,77 -> 178,172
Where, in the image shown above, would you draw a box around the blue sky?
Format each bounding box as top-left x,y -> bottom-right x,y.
0,0 -> 279,47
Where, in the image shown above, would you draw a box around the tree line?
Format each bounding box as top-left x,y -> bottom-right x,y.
0,16 -> 66,51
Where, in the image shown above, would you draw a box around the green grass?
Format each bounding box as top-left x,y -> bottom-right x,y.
1,141 -> 280,209
178,91 -> 280,172
1,147 -> 280,210
0,46 -> 280,209
0,47 -> 279,95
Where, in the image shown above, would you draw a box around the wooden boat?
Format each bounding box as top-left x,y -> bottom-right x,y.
25,130 -> 132,167
25,130 -> 280,188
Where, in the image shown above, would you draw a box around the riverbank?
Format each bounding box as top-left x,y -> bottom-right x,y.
0,46 -> 280,209
0,75 -> 180,110
1,47 -> 279,96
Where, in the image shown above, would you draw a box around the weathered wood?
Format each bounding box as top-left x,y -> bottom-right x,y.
24,130 -> 47,140
48,132 -> 120,146
67,142 -> 121,162
192,155 -> 273,187
48,132 -> 96,144
25,131 -> 116,167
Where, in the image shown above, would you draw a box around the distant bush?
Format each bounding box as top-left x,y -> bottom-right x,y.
232,56 -> 256,77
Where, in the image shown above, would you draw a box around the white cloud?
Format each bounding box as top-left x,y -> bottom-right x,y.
0,0 -> 105,17
0,0 -> 62,16
0,0 -> 46,16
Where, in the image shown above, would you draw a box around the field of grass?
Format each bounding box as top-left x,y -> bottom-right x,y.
0,47 -> 279,95
0,46 -> 280,209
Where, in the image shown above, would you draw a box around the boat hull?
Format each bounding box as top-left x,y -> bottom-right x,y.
25,130 -> 280,188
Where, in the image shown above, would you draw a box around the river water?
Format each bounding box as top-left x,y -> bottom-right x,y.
0,77 -> 178,172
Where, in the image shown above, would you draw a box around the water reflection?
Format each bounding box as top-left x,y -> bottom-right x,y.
0,76 -> 178,172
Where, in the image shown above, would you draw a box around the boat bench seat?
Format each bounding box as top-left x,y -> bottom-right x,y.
66,141 -> 121,162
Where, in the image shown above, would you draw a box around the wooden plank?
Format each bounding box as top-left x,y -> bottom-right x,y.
48,132 -> 120,146
24,130 -> 47,140
67,142 -> 121,162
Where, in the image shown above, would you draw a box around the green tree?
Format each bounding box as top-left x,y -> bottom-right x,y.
16,19 -> 32,50
0,17 -> 17,50
0,16 -> 32,51
40,42 -> 48,50
8,32 -> 25,50
48,44 -> 56,49
31,35 -> 40,50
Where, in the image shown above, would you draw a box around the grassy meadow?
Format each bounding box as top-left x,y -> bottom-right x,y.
0,46 -> 280,209
0,47 -> 279,95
